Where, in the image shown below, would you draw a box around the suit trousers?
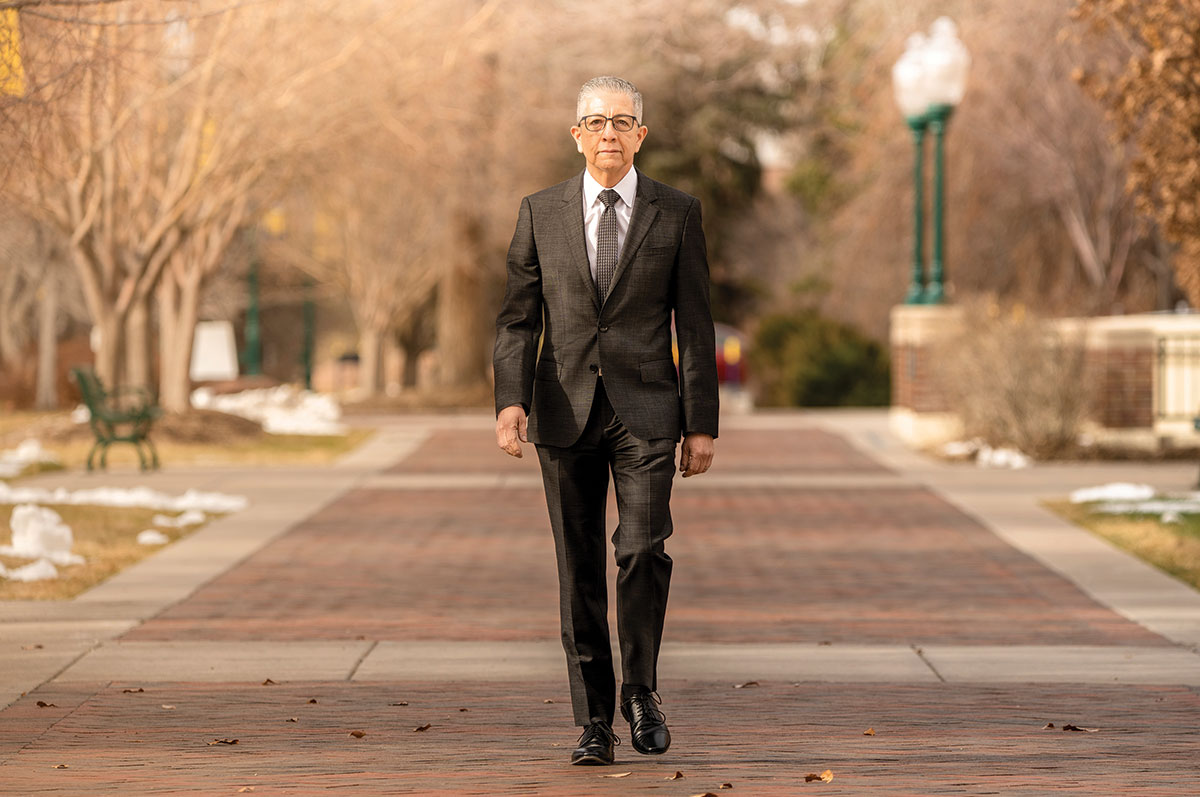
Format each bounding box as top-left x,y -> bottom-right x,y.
535,378 -> 677,726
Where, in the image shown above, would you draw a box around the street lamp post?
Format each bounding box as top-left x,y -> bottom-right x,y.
892,18 -> 970,305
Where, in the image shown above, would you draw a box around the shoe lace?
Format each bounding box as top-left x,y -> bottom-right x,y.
624,691 -> 667,725
578,721 -> 621,747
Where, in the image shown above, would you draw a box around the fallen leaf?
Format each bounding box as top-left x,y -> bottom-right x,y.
161,705 -> 176,710
349,730 -> 366,738
666,771 -> 684,780
863,728 -> 875,736
238,789 -> 255,794
550,743 -> 562,747
36,701 -> 57,708
308,699 -> 318,704
543,698 -> 555,704
389,701 -> 409,706
818,640 -> 832,646
1043,723 -> 1055,730
207,738 -> 239,746
688,793 -> 719,797
22,644 -> 44,650
601,772 -> 631,778
733,681 -> 759,689
286,718 -> 298,723
413,723 -> 431,732
1062,724 -> 1099,733
52,764 -> 68,769
262,679 -> 277,686
804,770 -> 834,783
122,688 -> 144,693
720,785 -> 733,790
458,708 -> 469,712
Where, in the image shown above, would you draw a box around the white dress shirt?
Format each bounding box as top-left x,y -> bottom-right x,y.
582,166 -> 638,283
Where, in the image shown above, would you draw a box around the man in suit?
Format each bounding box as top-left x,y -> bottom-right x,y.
494,76 -> 718,766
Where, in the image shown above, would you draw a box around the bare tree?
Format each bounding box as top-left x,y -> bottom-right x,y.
802,0 -> 1166,340
1073,0 -> 1200,307
7,0 -> 381,409
0,211 -> 80,408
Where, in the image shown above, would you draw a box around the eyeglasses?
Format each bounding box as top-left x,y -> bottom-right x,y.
578,114 -> 639,133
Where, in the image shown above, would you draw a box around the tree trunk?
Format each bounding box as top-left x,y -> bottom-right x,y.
358,326 -> 383,397
402,344 -> 420,389
93,311 -> 124,389
124,297 -> 152,391
0,265 -> 23,367
436,213 -> 489,389
157,276 -> 179,402
34,279 -> 59,410
157,270 -> 203,413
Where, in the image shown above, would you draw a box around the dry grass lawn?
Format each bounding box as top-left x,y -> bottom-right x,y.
1046,500 -> 1200,591
0,504 -> 217,600
0,410 -> 372,470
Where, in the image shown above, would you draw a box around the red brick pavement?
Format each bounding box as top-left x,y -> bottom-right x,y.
126,482 -> 1168,645
3,680 -> 1198,795
387,428 -> 890,475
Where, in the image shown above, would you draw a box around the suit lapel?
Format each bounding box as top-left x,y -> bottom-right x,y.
604,176 -> 660,309
557,173 -> 598,313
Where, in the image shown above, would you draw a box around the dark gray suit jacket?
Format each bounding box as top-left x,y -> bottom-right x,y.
494,170 -> 719,448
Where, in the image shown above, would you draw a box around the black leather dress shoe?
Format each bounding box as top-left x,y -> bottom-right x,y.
570,720 -> 619,765
620,691 -> 671,755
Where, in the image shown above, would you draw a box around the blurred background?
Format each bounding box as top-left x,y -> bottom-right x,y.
0,0 -> 1191,438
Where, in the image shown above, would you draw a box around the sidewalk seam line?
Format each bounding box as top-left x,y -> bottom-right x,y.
0,680 -> 111,765
913,645 -> 945,682
346,640 -> 378,681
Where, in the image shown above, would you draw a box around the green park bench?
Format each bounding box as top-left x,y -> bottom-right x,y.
70,367 -> 162,472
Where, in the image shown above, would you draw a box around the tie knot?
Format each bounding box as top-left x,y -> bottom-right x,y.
599,189 -> 620,210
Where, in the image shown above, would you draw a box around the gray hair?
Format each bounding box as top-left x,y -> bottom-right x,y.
576,76 -> 644,123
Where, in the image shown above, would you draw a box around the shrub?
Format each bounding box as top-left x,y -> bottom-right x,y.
936,302 -> 1092,458
751,311 -> 890,407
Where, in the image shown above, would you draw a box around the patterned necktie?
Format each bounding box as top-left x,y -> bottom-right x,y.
595,188 -> 620,302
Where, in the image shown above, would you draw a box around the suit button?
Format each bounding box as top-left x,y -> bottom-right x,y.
599,325 -> 609,333
589,364 -> 598,373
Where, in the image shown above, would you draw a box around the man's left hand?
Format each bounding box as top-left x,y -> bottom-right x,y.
679,433 -> 714,478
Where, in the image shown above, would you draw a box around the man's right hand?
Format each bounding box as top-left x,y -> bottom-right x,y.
496,405 -> 528,458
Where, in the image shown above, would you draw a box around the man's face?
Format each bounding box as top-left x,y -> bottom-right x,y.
571,90 -> 648,180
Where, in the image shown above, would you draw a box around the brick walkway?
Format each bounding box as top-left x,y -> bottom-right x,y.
3,421 -> 1199,794
127,479 -> 1165,645
4,680 -> 1199,794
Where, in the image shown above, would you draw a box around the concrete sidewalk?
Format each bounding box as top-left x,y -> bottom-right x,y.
2,410 -> 1199,794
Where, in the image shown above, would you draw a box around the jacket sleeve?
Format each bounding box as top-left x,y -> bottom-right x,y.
493,196 -> 542,416
672,197 -> 719,438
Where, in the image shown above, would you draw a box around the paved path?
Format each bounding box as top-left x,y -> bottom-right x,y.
2,410 -> 1200,794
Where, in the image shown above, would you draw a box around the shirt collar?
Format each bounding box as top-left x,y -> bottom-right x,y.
583,165 -> 638,210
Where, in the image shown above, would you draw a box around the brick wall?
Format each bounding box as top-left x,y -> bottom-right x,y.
892,343 -> 953,413
1087,346 -> 1154,429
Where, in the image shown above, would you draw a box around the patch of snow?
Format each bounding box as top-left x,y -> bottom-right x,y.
136,529 -> 170,545
191,384 -> 346,436
941,439 -> 981,459
0,483 -> 247,513
1161,510 -> 1183,524
152,509 -> 206,528
976,445 -> 1031,469
1069,483 -> 1156,504
0,505 -> 83,565
1093,499 -> 1200,515
4,558 -> 59,582
0,439 -> 60,479
71,405 -> 91,424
